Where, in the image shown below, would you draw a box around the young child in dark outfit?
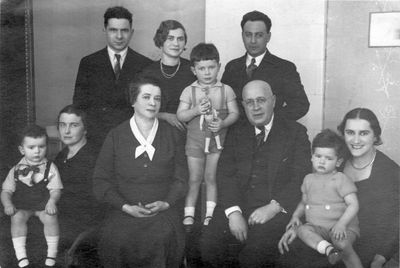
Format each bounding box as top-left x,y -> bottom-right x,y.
1,125 -> 63,268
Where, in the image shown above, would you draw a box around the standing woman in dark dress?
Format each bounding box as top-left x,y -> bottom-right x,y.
140,20 -> 196,131
54,105 -> 102,265
93,77 -> 188,268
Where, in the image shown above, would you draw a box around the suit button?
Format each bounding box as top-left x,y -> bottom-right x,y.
144,164 -> 148,168
250,184 -> 255,189
251,174 -> 257,179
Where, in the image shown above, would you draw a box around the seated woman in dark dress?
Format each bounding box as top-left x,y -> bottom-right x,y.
54,105 -> 102,266
278,108 -> 399,268
93,77 -> 188,268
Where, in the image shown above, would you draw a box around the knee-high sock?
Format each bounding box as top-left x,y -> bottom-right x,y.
12,236 -> 29,267
45,235 -> 59,266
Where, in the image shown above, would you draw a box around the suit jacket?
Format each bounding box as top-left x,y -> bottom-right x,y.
217,115 -> 311,215
221,50 -> 309,121
73,47 -> 152,146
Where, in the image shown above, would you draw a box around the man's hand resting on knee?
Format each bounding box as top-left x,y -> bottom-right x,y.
228,211 -> 248,242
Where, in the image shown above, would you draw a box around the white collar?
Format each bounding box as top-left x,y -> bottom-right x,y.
246,50 -> 266,67
255,114 -> 274,142
129,115 -> 158,161
107,46 -> 128,66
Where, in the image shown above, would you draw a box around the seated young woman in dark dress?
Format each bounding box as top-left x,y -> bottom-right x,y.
54,105 -> 103,267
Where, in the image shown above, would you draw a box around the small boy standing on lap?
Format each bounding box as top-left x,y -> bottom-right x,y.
285,129 -> 362,268
1,125 -> 63,267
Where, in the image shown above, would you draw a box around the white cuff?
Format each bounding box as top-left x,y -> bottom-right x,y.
225,206 -> 242,218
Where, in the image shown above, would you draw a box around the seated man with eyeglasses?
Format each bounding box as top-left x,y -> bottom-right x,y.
200,80 -> 312,268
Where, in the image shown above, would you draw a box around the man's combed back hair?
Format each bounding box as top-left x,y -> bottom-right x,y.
104,6 -> 132,27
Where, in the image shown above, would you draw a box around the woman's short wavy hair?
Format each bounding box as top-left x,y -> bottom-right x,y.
337,107 -> 382,145
128,76 -> 161,105
153,20 -> 187,48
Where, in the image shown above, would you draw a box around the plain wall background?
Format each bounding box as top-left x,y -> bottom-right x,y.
33,0 -> 205,126
324,0 -> 400,163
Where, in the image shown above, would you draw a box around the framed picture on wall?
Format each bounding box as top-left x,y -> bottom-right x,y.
369,11 -> 400,47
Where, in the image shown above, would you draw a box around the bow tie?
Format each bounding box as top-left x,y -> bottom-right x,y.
17,165 -> 40,177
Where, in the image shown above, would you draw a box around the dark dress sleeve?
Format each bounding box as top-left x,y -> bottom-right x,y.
92,129 -> 127,210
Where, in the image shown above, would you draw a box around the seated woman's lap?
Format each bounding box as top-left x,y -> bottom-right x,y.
99,209 -> 183,267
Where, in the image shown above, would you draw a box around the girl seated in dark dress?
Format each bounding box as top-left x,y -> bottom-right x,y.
54,105 -> 102,267
93,77 -> 188,268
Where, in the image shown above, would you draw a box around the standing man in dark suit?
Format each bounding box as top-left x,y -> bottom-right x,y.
200,80 -> 311,267
222,11 -> 309,121
73,6 -> 152,149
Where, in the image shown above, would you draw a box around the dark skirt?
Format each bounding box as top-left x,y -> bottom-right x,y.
99,208 -> 185,268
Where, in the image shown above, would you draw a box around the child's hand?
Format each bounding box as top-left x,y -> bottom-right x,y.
45,201 -> 58,215
4,205 -> 16,216
331,223 -> 347,240
197,98 -> 210,115
207,117 -> 223,132
286,217 -> 301,230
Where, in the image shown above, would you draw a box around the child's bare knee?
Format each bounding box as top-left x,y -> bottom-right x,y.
11,210 -> 30,224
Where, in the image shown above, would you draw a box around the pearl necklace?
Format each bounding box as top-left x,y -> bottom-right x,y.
350,150 -> 376,170
160,60 -> 180,79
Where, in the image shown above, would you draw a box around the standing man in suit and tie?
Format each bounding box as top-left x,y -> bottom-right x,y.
200,80 -> 311,268
222,11 -> 309,121
73,6 -> 152,149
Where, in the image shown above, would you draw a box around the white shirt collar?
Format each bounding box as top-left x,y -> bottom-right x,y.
107,46 -> 128,67
255,114 -> 274,142
246,50 -> 266,67
129,115 -> 158,161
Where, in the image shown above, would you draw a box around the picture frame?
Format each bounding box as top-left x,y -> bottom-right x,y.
369,11 -> 400,47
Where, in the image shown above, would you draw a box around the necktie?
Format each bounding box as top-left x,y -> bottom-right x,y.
246,58 -> 257,79
114,54 -> 121,79
255,126 -> 265,148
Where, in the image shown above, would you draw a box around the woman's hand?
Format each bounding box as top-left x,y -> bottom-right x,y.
122,204 -> 153,218
4,204 -> 16,216
278,227 -> 298,254
331,222 -> 347,240
163,113 -> 186,131
45,200 -> 58,215
145,201 -> 170,215
370,254 -> 386,268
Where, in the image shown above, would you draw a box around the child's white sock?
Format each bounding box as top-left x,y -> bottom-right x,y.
12,236 -> 29,267
183,207 -> 195,225
45,235 -> 59,266
204,201 -> 216,225
316,240 -> 333,255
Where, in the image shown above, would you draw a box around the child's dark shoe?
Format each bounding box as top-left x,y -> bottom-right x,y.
327,247 -> 342,265
183,215 -> 195,233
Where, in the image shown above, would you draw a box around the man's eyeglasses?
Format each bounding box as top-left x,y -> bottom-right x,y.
243,96 -> 273,108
